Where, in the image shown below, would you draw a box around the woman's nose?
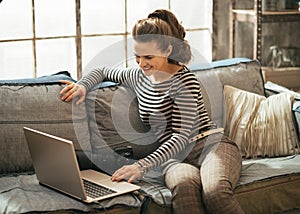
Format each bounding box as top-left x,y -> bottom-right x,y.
137,57 -> 146,67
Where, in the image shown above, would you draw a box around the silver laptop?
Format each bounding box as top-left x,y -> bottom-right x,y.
23,127 -> 141,203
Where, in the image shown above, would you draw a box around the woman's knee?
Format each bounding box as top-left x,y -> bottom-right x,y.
164,162 -> 201,190
202,177 -> 233,201
164,163 -> 205,214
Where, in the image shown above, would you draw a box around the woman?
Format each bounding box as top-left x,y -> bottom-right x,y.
60,9 -> 244,214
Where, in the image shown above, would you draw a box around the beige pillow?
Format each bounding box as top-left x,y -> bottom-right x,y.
224,85 -> 299,158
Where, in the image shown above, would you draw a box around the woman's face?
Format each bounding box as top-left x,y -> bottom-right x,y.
133,40 -> 171,77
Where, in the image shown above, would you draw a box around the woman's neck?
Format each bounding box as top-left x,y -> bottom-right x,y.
151,64 -> 183,83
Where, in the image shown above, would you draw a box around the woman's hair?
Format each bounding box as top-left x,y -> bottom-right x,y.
132,9 -> 192,65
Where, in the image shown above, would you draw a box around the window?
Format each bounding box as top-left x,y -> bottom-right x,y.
0,0 -> 212,80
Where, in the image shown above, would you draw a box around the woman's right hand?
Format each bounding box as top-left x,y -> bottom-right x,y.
59,80 -> 87,105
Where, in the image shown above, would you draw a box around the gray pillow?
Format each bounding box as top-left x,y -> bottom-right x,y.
0,84 -> 91,174
85,86 -> 159,173
192,59 -> 265,127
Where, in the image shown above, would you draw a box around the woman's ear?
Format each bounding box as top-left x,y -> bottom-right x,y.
165,45 -> 173,57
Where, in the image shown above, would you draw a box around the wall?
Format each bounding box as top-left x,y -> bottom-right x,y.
213,0 -> 300,66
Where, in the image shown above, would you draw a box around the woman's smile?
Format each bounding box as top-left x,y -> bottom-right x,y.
141,66 -> 154,76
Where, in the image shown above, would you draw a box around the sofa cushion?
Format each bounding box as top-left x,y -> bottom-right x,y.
224,85 -> 299,158
85,86 -> 160,174
0,173 -> 142,213
0,72 -> 91,174
191,58 -> 265,128
236,155 -> 300,213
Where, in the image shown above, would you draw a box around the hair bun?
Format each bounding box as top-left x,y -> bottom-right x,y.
147,10 -> 167,21
148,9 -> 185,41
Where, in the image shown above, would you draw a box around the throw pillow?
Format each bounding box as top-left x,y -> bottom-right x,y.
294,100 -> 300,141
224,85 -> 299,158
85,86 -> 160,174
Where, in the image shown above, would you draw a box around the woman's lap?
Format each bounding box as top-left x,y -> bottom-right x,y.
163,134 -> 244,213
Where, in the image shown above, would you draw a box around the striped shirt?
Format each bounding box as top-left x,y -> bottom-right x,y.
78,66 -> 215,171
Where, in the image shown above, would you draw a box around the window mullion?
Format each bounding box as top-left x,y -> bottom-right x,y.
76,0 -> 82,80
32,0 -> 37,78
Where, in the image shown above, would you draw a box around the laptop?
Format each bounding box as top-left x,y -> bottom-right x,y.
23,127 -> 141,203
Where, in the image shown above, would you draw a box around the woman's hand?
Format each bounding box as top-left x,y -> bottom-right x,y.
59,80 -> 87,105
111,163 -> 143,183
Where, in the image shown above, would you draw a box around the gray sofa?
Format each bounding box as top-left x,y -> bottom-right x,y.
1,58 -> 300,214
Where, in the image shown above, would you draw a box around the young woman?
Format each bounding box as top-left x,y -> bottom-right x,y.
60,9 -> 244,214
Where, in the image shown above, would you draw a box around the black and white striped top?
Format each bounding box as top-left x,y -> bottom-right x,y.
78,66 -> 215,171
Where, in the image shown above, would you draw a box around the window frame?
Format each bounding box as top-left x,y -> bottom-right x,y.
0,0 -> 212,80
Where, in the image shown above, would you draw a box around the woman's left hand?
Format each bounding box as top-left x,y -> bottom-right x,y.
111,164 -> 142,183
59,80 -> 87,105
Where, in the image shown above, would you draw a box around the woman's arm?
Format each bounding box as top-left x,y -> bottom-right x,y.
60,67 -> 140,104
77,67 -> 140,91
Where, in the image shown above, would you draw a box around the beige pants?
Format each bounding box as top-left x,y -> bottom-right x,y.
164,134 -> 244,214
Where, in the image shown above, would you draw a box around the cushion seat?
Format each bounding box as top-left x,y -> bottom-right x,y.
1,155 -> 300,213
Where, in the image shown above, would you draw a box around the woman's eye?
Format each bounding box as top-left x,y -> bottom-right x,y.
145,56 -> 153,60
135,55 -> 154,60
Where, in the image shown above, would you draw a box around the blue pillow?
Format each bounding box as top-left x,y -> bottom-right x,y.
0,71 -> 118,89
91,81 -> 118,91
189,57 -> 254,71
0,71 -> 75,86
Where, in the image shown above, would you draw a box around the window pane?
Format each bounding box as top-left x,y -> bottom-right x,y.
171,0 -> 212,29
186,30 -> 212,64
82,36 -> 125,75
81,0 -> 125,35
126,37 -> 138,68
0,0 -> 33,40
0,41 -> 34,80
36,38 -> 77,79
35,0 -> 76,37
127,0 -> 169,32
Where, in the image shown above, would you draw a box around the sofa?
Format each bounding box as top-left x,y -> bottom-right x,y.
0,58 -> 300,214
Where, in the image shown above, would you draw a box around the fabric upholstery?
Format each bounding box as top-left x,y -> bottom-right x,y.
85,86 -> 160,174
1,155 -> 300,214
0,73 -> 91,174
236,173 -> 300,214
1,58 -> 300,213
236,155 -> 300,213
0,173 -> 141,213
192,60 -> 265,128
224,85 -> 299,158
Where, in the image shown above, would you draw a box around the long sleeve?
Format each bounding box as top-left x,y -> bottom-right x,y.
77,67 -> 140,90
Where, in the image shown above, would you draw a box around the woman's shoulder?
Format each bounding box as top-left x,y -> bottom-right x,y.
110,66 -> 141,79
177,67 -> 199,82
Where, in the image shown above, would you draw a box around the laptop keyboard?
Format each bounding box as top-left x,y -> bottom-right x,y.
83,179 -> 117,198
